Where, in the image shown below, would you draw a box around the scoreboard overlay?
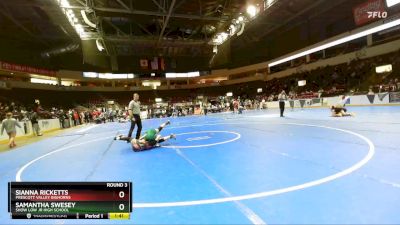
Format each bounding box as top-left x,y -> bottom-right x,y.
8,182 -> 132,220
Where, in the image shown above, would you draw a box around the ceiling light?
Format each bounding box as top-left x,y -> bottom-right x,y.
247,5 -> 257,18
96,39 -> 105,51
60,0 -> 70,7
81,10 -> 97,28
213,45 -> 218,54
229,24 -> 237,35
386,0 -> 400,7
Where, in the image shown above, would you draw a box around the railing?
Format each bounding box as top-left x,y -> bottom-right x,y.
264,92 -> 400,109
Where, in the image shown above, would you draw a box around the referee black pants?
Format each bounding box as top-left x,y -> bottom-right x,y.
128,114 -> 142,139
279,101 -> 285,117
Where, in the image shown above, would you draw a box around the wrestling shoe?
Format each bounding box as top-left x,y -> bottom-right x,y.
170,134 -> 176,140
166,120 -> 171,125
114,134 -> 123,140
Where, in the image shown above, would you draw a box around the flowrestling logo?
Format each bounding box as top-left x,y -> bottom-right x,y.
367,11 -> 388,18
353,0 -> 387,25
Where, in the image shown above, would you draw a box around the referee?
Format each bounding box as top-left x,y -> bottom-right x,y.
278,90 -> 288,117
127,93 -> 142,139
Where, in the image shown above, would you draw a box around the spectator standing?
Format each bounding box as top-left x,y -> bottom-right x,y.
1,112 -> 21,148
73,110 -> 80,126
80,111 -> 85,124
58,110 -> 66,128
30,111 -> 42,136
84,111 -> 90,123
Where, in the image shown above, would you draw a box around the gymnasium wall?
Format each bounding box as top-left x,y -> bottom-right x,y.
0,119 -> 60,142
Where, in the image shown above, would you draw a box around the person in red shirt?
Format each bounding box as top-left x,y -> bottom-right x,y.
233,99 -> 239,113
73,110 -> 79,126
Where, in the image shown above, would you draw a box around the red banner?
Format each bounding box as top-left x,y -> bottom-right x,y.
353,0 -> 386,26
0,61 -> 56,76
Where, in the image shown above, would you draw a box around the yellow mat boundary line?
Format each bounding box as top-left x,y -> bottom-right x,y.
0,125 -> 85,147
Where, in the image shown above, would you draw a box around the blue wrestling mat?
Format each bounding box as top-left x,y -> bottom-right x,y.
1,106 -> 400,224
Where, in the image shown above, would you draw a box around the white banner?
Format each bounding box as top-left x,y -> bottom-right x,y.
0,119 -> 61,141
